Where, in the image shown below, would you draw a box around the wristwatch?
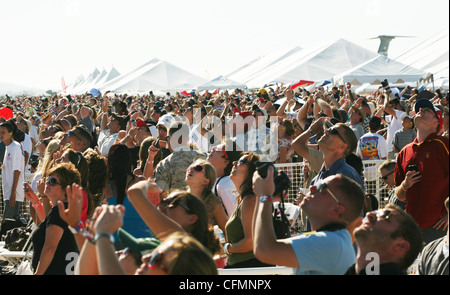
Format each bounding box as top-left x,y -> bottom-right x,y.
94,233 -> 115,244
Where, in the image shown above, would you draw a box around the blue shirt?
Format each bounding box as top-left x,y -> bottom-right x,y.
290,228 -> 355,275
108,194 -> 153,242
311,157 -> 365,191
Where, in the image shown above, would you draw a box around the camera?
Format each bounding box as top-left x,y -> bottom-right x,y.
255,161 -> 277,179
381,79 -> 392,95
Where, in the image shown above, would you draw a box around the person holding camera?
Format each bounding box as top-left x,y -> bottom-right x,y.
252,167 -> 365,275
394,98 -> 448,244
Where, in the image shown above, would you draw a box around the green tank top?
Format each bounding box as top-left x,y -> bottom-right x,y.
224,200 -> 255,266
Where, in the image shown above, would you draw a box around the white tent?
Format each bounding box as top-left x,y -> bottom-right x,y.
92,66 -> 121,89
395,29 -> 449,80
333,55 -> 429,86
196,75 -> 247,91
226,46 -> 303,86
240,39 -> 379,88
68,68 -> 101,95
99,58 -> 207,94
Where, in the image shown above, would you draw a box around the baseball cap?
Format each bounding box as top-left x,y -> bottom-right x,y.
157,114 -> 175,129
414,98 -> 443,133
136,119 -> 148,129
111,113 -> 127,130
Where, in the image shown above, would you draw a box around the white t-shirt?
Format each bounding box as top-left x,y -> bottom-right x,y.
212,176 -> 237,217
98,130 -> 118,157
356,132 -> 388,181
2,141 -> 25,202
356,132 -> 388,160
385,110 -> 406,152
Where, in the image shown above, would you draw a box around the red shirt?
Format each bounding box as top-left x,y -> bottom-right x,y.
394,133 -> 449,229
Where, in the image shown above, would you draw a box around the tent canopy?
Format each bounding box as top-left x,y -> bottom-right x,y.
196,75 -> 247,91
332,55 -> 429,86
226,46 -> 303,86
395,29 -> 449,79
237,39 -> 378,88
99,58 -> 206,93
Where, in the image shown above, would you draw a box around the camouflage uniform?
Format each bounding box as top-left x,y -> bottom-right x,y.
154,148 -> 206,192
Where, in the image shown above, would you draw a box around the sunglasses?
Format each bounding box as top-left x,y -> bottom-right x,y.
189,165 -> 204,173
374,209 -> 393,222
46,176 -> 61,186
161,195 -> 191,213
238,157 -> 250,165
381,171 -> 394,180
316,182 -> 340,203
325,127 -> 346,144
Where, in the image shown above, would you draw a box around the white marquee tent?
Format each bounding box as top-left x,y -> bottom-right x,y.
332,55 -> 430,86
98,58 -> 207,94
238,39 -> 379,88
395,29 -> 449,80
196,75 -> 247,91
67,66 -> 121,95
226,46 -> 303,86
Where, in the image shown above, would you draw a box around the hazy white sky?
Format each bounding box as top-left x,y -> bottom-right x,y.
0,0 -> 448,90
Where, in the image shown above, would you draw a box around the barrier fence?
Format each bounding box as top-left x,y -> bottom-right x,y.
1,160 -> 389,226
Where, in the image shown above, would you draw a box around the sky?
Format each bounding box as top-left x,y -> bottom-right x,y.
0,0 -> 448,91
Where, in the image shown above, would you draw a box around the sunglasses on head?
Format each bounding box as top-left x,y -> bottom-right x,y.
325,127 -> 346,143
46,176 -> 61,186
161,195 -> 191,213
316,182 -> 340,203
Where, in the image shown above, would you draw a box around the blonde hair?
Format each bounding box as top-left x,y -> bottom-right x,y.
38,139 -> 61,177
162,232 -> 218,275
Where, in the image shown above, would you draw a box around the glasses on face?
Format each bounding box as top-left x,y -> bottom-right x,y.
316,182 -> 340,203
238,157 -> 249,165
189,165 -> 204,173
381,170 -> 394,180
46,176 -> 61,186
375,209 -> 393,222
161,195 -> 191,213
325,127 -> 346,144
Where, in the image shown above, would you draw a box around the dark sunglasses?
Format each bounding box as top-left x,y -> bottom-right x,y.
189,165 -> 204,173
326,127 -> 346,143
46,176 -> 61,186
238,157 -> 249,165
161,195 -> 191,212
381,171 -> 394,180
317,182 -> 340,203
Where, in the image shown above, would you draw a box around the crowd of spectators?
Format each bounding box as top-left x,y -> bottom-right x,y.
0,81 -> 447,275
